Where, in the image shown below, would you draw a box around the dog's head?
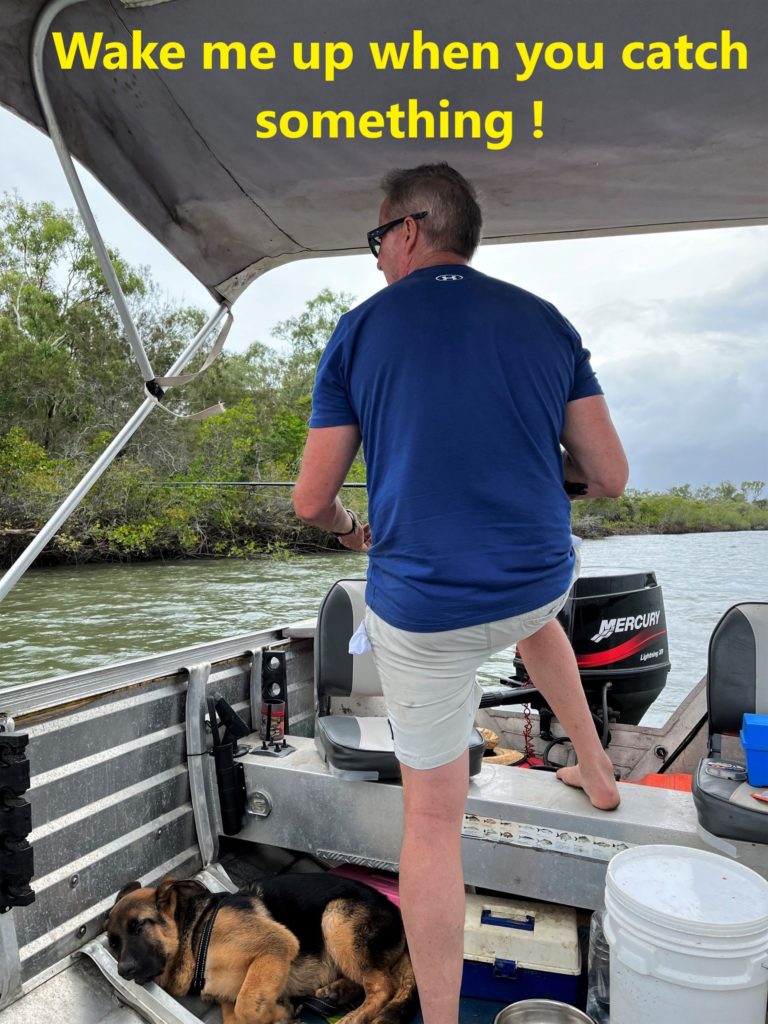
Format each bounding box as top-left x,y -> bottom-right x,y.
106,877 -> 209,985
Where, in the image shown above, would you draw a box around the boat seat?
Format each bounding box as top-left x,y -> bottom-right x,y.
314,579 -> 486,780
692,602 -> 768,844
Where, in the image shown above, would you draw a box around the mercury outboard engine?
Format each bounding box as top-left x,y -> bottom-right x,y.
510,570 -> 670,726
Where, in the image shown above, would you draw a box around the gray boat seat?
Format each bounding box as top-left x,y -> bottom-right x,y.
314,579 -> 486,780
692,602 -> 768,844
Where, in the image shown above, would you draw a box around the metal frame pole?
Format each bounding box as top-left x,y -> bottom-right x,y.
30,0 -> 155,383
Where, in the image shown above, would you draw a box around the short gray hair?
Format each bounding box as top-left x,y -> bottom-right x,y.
380,163 -> 482,259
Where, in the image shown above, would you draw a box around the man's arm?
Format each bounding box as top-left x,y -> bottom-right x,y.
292,425 -> 370,550
560,395 -> 629,499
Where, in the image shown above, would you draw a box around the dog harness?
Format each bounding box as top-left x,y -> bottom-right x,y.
187,893 -> 229,997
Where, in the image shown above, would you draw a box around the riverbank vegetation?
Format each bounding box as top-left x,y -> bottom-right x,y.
1,194 -> 766,568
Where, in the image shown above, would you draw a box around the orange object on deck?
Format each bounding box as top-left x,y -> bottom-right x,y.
630,773 -> 693,792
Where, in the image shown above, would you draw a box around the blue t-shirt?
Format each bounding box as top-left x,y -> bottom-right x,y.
309,265 -> 602,631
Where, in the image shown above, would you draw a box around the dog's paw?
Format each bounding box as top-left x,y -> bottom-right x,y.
258,1006 -> 289,1024
236,1000 -> 292,1024
314,986 -> 342,1008
256,1011 -> 289,1024
315,978 -> 362,1008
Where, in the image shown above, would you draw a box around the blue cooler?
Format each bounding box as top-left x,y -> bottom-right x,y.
461,894 -> 581,1004
740,713 -> 768,786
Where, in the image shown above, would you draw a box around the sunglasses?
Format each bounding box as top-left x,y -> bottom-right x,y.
367,211 -> 428,257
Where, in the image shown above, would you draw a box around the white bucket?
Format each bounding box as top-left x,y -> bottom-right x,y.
603,845 -> 768,1024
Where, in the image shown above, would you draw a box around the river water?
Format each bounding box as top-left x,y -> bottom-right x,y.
0,531 -> 765,726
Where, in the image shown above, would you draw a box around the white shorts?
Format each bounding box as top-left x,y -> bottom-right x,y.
364,557 -> 580,771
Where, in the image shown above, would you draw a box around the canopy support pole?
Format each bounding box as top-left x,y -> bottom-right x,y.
31,0 -> 156,385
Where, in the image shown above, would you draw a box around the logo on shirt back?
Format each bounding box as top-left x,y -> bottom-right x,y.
435,274 -> 463,281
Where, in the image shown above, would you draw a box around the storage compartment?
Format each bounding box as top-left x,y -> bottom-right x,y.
740,713 -> 768,786
461,894 -> 581,1003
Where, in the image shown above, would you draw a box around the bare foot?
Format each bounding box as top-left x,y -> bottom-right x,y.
556,760 -> 620,811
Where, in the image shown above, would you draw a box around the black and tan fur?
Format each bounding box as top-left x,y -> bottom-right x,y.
106,874 -> 418,1024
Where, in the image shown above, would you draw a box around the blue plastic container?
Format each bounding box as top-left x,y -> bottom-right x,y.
740,713 -> 768,786
461,959 -> 580,1004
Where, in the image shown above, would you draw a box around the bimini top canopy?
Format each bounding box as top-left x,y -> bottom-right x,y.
1,0 -> 766,302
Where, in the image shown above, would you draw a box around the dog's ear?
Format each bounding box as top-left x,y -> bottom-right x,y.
108,880 -> 141,913
155,876 -> 209,912
105,880 -> 141,927
112,880 -> 141,907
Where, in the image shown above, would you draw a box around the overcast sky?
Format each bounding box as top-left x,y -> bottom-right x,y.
1,106 -> 766,493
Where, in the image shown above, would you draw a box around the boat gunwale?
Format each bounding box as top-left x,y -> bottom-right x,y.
1,624 -> 295,719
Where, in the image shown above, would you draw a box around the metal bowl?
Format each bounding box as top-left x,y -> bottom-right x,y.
494,999 -> 595,1024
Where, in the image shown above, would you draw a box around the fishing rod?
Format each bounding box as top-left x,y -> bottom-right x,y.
146,480 -> 583,494
142,481 -> 367,488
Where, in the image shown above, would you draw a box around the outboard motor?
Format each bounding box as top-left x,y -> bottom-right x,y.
512,570 -> 670,726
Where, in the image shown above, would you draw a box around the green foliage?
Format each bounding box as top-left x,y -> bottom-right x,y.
273,288 -> 354,417
0,426 -> 52,481
571,482 -> 768,538
0,194 -> 143,451
0,193 -> 211,465
191,401 -> 265,481
0,426 -> 69,536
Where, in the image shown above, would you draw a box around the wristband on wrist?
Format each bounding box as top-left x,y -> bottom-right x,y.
331,508 -> 359,537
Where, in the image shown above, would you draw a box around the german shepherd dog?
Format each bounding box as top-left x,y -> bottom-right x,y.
106,873 -> 418,1024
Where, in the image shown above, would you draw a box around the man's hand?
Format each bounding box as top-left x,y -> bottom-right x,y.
338,521 -> 372,553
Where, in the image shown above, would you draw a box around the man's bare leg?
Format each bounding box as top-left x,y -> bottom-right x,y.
399,751 -> 469,1024
516,619 -> 620,810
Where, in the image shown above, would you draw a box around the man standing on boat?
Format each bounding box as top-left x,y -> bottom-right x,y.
293,163 -> 628,1024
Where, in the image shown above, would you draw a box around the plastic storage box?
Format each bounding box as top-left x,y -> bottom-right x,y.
740,713 -> 768,786
461,893 -> 581,1003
